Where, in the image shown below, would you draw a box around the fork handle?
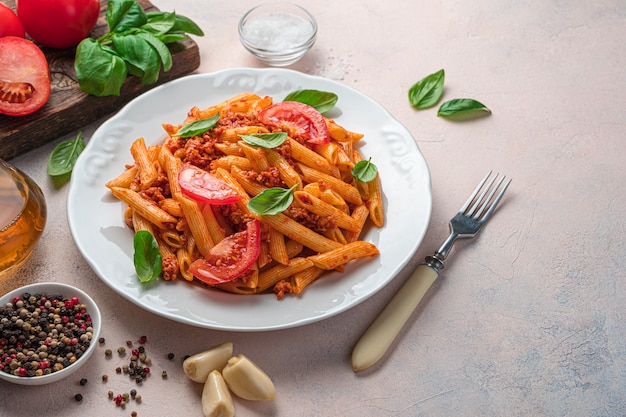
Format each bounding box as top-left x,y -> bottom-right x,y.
351,264 -> 439,372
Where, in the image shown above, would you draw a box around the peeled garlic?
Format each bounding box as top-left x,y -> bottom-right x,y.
183,342 -> 233,383
202,370 -> 235,417
222,354 -> 275,401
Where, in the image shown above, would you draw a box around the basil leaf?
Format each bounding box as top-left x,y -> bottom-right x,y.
133,230 -> 162,283
107,0 -> 147,32
47,132 -> 87,177
136,31 -> 173,72
75,39 -> 128,96
171,14 -> 205,36
437,98 -> 492,118
408,69 -> 445,109
240,132 -> 288,148
248,184 -> 297,215
143,11 -> 177,35
112,33 -> 160,84
283,90 -> 338,114
352,158 -> 378,183
174,113 -> 220,138
157,33 -> 188,44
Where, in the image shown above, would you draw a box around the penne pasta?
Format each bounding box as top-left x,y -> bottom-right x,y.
307,241 -> 379,270
130,137 -> 158,190
108,92 -> 384,299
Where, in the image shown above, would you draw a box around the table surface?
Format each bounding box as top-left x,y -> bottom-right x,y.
2,0 -> 625,416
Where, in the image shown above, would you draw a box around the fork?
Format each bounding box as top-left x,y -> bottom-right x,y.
351,171 -> 511,371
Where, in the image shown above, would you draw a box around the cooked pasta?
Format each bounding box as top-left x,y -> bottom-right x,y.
107,92 -> 383,299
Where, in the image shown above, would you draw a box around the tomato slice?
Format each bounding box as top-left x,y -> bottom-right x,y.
0,37 -> 50,117
178,165 -> 242,205
188,219 -> 261,285
257,101 -> 329,145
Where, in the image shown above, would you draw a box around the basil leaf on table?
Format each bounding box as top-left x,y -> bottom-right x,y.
283,90 -> 338,114
133,230 -> 162,283
47,132 -> 87,177
174,113 -> 220,138
240,132 -> 288,148
408,69 -> 445,109
248,184 -> 298,215
437,99 -> 492,118
352,158 -> 378,183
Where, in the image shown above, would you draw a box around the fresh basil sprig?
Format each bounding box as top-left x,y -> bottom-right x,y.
240,132 -> 288,148
283,89 -> 338,114
248,184 -> 298,215
48,132 -> 87,177
174,113 -> 220,138
408,69 -> 445,109
352,158 -> 378,183
437,99 -> 492,118
133,230 -> 162,283
75,0 -> 204,96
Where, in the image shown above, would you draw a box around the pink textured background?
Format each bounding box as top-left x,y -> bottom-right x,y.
2,0 -> 625,415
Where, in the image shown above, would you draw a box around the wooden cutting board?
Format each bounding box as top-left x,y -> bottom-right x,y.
0,0 -> 201,160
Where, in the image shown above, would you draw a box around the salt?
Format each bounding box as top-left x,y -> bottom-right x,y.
243,12 -> 313,50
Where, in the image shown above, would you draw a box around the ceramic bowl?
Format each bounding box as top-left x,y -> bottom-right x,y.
0,282 -> 101,385
239,3 -> 317,66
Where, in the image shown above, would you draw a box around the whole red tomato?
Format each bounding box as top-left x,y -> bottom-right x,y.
0,3 -> 25,38
17,0 -> 100,49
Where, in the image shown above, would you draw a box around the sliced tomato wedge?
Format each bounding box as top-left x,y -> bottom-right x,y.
188,219 -> 261,285
179,165 -> 242,205
257,101 -> 329,145
0,36 -> 50,117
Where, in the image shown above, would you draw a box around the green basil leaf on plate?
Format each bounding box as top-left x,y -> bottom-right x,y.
175,113 -> 220,138
283,89 -> 338,114
248,184 -> 298,215
240,132 -> 288,148
408,69 -> 445,109
437,98 -> 491,118
133,230 -> 162,283
352,158 -> 378,183
48,132 -> 87,177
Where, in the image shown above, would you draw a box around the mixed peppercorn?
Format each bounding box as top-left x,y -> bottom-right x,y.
0,292 -> 94,377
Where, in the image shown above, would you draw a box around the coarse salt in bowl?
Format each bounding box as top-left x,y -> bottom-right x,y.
0,282 -> 102,385
239,3 -> 317,66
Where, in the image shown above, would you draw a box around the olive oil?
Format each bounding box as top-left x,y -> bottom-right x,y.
0,160 -> 46,273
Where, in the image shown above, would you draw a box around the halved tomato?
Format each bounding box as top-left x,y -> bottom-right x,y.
0,36 -> 50,117
257,101 -> 329,145
0,3 -> 25,38
188,219 -> 261,285
178,165 -> 242,205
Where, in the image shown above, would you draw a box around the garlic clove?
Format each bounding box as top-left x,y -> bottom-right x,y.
183,342 -> 234,383
202,370 -> 235,417
222,354 -> 275,401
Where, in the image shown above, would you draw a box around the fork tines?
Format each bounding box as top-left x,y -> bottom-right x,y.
461,171 -> 511,222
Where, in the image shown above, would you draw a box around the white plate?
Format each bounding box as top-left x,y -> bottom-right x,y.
67,68 -> 431,331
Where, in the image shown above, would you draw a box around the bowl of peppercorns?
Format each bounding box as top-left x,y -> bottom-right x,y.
0,282 -> 102,385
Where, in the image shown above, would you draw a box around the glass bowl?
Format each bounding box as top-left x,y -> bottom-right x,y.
238,3 -> 317,66
0,158 -> 47,274
0,282 -> 102,385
